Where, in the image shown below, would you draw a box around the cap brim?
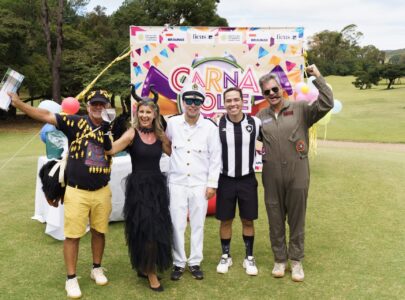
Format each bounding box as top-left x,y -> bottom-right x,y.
182,92 -> 205,102
88,97 -> 109,104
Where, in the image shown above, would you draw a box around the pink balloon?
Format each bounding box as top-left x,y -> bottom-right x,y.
307,88 -> 319,102
295,93 -> 309,101
295,82 -> 306,92
61,97 -> 80,115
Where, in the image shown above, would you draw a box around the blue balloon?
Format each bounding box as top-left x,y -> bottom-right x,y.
40,123 -> 56,143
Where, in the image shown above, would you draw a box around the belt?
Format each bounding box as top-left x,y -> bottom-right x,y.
68,183 -> 108,191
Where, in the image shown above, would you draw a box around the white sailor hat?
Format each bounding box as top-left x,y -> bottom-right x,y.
181,82 -> 206,102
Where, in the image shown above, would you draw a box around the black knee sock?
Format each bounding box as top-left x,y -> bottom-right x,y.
243,235 -> 254,257
93,263 -> 101,269
67,274 -> 76,280
221,238 -> 231,256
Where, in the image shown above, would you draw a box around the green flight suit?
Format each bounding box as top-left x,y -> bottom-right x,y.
257,76 -> 333,262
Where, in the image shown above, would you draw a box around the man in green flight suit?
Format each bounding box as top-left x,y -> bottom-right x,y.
256,64 -> 333,282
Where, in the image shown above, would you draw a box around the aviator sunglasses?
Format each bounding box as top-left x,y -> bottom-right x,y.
263,87 -> 280,96
184,98 -> 204,106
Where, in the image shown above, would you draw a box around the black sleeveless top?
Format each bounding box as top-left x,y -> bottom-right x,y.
127,130 -> 162,173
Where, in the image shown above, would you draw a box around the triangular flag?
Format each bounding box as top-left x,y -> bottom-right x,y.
247,44 -> 255,51
143,61 -> 151,70
286,61 -> 296,72
296,27 -> 304,38
143,45 -> 151,53
160,49 -> 169,58
134,66 -> 142,76
152,56 -> 162,66
134,82 -> 142,90
290,45 -> 298,55
135,48 -> 141,56
167,43 -> 178,52
269,55 -> 281,66
278,44 -> 287,53
258,47 -> 269,59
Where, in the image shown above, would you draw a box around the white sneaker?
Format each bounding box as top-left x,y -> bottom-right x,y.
272,262 -> 286,278
65,277 -> 82,299
242,256 -> 258,276
90,267 -> 108,286
291,260 -> 305,282
216,254 -> 233,274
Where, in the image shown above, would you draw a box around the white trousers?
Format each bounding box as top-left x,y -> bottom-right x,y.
169,183 -> 208,267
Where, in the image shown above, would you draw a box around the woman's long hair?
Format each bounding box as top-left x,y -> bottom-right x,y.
132,100 -> 165,140
130,84 -> 165,140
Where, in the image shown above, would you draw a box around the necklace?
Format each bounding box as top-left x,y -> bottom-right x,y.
139,127 -> 154,134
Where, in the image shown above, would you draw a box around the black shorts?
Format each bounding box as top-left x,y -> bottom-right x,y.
216,173 -> 258,221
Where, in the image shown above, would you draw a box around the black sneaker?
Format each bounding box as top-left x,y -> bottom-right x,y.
189,265 -> 204,280
170,266 -> 185,281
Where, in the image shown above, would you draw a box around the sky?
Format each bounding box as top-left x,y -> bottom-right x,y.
85,0 -> 405,50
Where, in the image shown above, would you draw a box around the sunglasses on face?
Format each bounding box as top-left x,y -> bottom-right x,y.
263,87 -> 280,96
184,98 -> 203,106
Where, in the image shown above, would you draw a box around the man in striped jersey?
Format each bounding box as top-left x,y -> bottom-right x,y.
216,87 -> 261,276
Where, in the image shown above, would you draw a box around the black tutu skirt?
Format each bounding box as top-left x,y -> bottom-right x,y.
123,171 -> 172,273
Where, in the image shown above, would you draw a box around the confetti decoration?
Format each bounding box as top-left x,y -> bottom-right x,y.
167,43 -> 178,52
286,61 -> 296,72
160,49 -> 169,58
143,45 -> 151,53
278,44 -> 288,53
152,56 -> 162,66
269,55 -> 281,65
247,44 -> 255,51
134,66 -> 142,76
143,61 -> 151,70
258,47 -> 269,59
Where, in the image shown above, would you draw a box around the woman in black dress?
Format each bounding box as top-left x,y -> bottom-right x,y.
104,97 -> 171,292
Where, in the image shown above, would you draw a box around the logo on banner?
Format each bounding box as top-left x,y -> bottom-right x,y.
135,31 -> 160,43
162,31 -> 188,44
274,32 -> 300,44
190,31 -> 215,44
218,32 -> 243,44
247,31 -> 270,44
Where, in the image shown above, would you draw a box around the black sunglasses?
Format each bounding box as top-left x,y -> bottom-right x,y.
263,87 -> 280,96
184,98 -> 203,106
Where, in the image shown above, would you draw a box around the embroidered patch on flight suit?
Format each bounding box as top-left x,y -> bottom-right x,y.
262,118 -> 272,124
296,140 -> 305,152
283,110 -> 294,117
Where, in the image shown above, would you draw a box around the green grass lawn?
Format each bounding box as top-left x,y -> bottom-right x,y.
1,128 -> 405,299
318,76 -> 405,143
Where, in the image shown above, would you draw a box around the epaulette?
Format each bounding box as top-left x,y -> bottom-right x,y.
204,117 -> 218,127
168,113 -> 182,118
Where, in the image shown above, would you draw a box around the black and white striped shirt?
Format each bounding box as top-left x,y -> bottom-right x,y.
219,114 -> 261,178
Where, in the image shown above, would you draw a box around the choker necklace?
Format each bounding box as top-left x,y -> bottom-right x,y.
139,127 -> 153,134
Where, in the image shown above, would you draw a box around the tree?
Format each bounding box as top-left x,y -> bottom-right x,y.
351,45 -> 385,89
381,64 -> 405,89
307,24 -> 363,76
41,0 -> 64,102
112,0 -> 228,39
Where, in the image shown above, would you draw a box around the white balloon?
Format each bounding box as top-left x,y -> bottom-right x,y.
331,99 -> 342,114
38,100 -> 62,114
307,76 -> 317,90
